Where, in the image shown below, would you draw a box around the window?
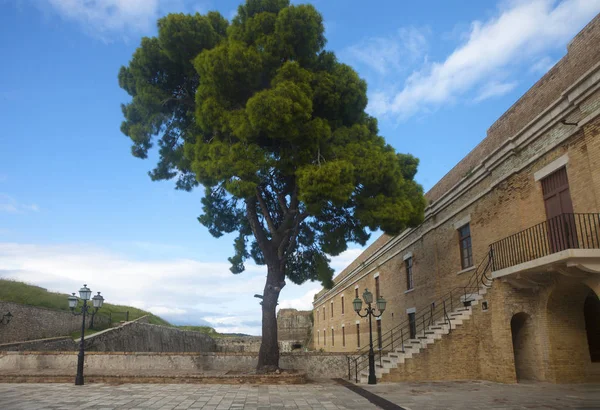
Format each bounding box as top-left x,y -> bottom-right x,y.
317,330 -> 319,345
324,329 -> 326,346
356,323 -> 361,347
405,257 -> 413,290
408,312 -> 416,339
375,276 -> 380,298
355,287 -> 359,298
331,301 -> 334,318
342,326 -> 346,347
341,296 -> 345,314
459,223 -> 473,269
316,309 -> 318,324
331,328 -> 334,346
322,307 -> 325,320
377,319 -> 382,349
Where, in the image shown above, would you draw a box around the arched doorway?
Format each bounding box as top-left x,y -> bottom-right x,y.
546,281 -> 598,382
511,312 -> 540,381
584,291 -> 600,362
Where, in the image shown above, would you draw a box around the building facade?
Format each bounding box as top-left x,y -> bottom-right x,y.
312,15 -> 600,384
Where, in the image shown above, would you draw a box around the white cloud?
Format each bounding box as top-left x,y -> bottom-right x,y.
278,287 -> 321,311
330,248 -> 364,274
277,247 -> 368,311
0,242 -> 268,333
47,0 -> 159,38
0,242 -> 344,335
0,194 -> 40,213
364,0 -> 600,119
40,0 -> 208,40
530,56 -> 558,73
344,27 -> 430,75
474,81 -> 518,102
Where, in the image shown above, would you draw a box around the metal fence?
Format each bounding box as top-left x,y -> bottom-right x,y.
489,213 -> 600,271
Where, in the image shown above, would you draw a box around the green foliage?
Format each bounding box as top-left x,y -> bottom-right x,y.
119,0 -> 426,291
177,325 -> 250,338
0,279 -> 170,326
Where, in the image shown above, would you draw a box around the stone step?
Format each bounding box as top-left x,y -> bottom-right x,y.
355,279 -> 494,384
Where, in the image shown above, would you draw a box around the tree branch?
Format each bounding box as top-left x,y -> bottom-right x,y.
256,187 -> 278,238
276,191 -> 288,214
245,198 -> 273,260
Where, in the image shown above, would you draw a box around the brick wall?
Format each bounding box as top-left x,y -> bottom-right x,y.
0,301 -> 110,344
426,14 -> 600,204
312,15 -> 600,384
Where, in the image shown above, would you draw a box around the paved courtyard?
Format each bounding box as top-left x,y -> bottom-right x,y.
363,380 -> 600,410
0,380 -> 597,409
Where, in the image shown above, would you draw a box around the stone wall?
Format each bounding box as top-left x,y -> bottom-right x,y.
277,309 -> 312,350
84,319 -> 216,353
0,301 -> 110,344
0,337 -> 76,352
214,337 -> 262,353
0,351 -> 350,380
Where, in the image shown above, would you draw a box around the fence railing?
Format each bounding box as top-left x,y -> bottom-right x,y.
347,250 -> 493,382
489,213 -> 600,271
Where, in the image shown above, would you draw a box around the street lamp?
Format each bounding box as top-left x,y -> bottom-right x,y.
0,312 -> 12,325
353,288 -> 386,385
69,284 -> 104,386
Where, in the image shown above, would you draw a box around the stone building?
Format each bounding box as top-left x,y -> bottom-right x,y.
277,309 -> 313,352
312,15 -> 600,384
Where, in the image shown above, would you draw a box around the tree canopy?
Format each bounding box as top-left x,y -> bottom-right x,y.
119,0 -> 425,370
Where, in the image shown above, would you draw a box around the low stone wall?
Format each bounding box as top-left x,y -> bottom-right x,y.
0,301 -> 109,344
0,337 -> 76,352
214,336 -> 262,353
0,352 -> 350,380
84,319 -> 216,352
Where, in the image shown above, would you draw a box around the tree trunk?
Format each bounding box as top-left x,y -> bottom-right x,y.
256,264 -> 284,373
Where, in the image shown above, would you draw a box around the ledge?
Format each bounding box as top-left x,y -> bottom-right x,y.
456,266 -> 476,276
492,248 -> 600,280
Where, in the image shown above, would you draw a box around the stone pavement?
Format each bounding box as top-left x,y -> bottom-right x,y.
363,380 -> 600,409
0,380 -> 598,409
0,382 -> 376,410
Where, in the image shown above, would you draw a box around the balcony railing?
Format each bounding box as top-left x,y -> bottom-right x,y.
490,213 -> 600,271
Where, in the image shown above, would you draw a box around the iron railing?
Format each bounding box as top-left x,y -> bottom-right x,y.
347,250 -> 493,382
489,213 -> 600,271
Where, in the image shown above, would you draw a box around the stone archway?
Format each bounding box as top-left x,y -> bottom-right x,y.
511,312 -> 541,381
584,291 -> 600,362
545,281 -> 598,382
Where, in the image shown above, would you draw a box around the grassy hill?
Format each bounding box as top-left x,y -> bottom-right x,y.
0,279 -> 169,326
177,325 -> 252,338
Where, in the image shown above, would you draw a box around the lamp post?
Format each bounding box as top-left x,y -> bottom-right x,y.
68,284 -> 104,386
353,288 -> 386,385
0,312 -> 12,325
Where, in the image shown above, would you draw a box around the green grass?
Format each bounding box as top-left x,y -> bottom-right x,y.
176,326 -> 252,338
69,328 -> 101,339
0,279 -> 170,326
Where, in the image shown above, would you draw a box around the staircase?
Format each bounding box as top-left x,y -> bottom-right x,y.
349,251 -> 494,384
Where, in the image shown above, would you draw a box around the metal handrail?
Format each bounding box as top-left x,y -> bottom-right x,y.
349,250 -> 493,382
489,213 -> 600,271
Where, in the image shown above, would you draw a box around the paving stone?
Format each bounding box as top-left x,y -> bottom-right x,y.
0,381 -> 598,409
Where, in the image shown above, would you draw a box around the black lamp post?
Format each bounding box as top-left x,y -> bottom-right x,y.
0,312 -> 12,325
353,288 -> 386,385
68,285 -> 104,386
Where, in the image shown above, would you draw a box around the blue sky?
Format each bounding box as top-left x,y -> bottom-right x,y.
1,0 -> 598,334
